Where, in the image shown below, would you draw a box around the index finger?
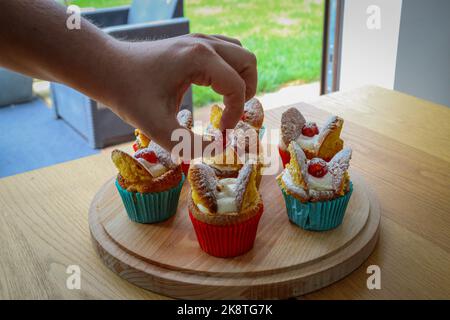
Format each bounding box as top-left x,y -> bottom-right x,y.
207,37 -> 258,101
188,48 -> 246,130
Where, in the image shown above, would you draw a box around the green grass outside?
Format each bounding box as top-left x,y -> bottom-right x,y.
68,0 -> 324,107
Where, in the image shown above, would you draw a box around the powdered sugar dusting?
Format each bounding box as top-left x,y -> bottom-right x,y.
281,169 -> 309,201
243,98 -> 264,128
317,115 -> 342,144
281,107 -> 306,146
234,120 -> 253,132
177,109 -> 193,129
234,163 -> 253,212
190,163 -> 219,212
147,141 -> 177,169
231,120 -> 259,152
309,189 -> 335,202
193,163 -> 219,192
328,147 -> 352,192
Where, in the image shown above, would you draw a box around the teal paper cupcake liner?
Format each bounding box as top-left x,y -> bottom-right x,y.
115,174 -> 185,224
279,182 -> 353,231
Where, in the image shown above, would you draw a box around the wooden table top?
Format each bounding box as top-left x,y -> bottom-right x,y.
1,86 -> 449,299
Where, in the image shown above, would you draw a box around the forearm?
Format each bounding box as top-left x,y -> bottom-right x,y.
0,0 -> 123,107
0,0 -> 257,153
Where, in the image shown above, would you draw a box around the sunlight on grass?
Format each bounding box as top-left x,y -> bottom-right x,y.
68,0 -> 324,107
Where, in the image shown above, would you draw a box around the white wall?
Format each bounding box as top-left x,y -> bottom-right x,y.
394,0 -> 450,107
339,0 -> 403,91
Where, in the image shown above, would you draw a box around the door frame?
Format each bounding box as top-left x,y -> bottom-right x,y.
320,0 -> 345,95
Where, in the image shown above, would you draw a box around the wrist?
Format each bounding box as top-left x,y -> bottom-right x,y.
104,40 -> 159,116
103,40 -> 137,115
90,37 -> 128,109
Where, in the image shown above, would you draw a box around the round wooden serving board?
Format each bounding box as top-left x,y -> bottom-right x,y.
89,170 -> 380,299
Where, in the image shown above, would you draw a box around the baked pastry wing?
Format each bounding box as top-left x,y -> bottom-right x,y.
210,104 -> 223,129
276,141 -> 310,201
209,99 -> 264,131
317,115 -> 344,161
328,147 -> 352,195
286,141 -> 308,189
231,120 -> 260,154
177,109 -> 193,130
111,149 -> 153,183
146,141 -> 178,169
280,107 -> 306,147
243,98 -> 264,129
188,163 -> 219,213
134,129 -> 150,149
235,163 -> 259,212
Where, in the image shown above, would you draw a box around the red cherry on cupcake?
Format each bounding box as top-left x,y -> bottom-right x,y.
302,122 -> 319,137
308,158 -> 328,178
134,149 -> 158,164
132,142 -> 139,152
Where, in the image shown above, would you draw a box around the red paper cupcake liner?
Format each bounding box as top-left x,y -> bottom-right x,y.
181,161 -> 190,177
278,146 -> 291,168
189,205 -> 264,258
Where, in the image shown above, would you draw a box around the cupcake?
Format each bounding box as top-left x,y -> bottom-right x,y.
133,109 -> 193,177
277,141 -> 353,231
203,100 -> 265,186
111,142 -> 184,223
188,162 -> 264,258
279,107 -> 344,167
206,97 -> 265,140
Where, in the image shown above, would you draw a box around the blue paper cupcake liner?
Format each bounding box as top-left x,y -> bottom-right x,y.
115,174 -> 185,224
279,182 -> 353,231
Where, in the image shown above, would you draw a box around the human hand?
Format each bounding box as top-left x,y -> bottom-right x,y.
0,2 -> 257,156
108,33 -> 257,155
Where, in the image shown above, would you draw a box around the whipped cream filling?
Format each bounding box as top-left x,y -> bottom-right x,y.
279,134 -> 319,152
137,158 -> 167,178
197,178 -> 238,214
308,172 -> 333,191
296,134 -> 319,151
216,178 -> 238,213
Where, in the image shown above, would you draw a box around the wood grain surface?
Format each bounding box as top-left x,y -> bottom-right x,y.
89,170 -> 379,299
1,86 -> 449,299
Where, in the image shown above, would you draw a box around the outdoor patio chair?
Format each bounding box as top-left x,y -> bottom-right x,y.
0,68 -> 33,107
51,0 -> 192,148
